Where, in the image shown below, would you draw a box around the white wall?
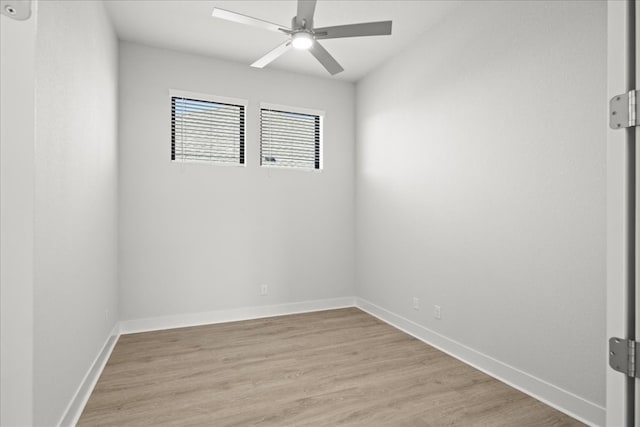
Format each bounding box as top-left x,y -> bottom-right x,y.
33,1 -> 119,425
118,42 -> 355,321
1,6 -> 37,426
356,0 -> 605,415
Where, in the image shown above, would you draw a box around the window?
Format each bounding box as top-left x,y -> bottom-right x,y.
171,93 -> 245,165
260,105 -> 322,170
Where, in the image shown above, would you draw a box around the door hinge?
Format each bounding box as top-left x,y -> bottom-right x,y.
610,90 -> 637,129
609,337 -> 640,377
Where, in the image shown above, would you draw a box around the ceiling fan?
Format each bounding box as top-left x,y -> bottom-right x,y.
211,0 -> 392,75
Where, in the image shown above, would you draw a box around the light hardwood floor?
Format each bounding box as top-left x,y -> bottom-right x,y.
79,308 -> 583,426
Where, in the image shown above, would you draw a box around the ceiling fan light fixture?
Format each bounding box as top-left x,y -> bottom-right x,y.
291,31 -> 314,50
211,1 -> 392,75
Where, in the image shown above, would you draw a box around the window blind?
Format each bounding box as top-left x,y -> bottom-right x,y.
171,96 -> 245,164
260,108 -> 321,170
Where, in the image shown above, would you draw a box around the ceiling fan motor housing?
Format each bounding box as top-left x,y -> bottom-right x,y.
292,16 -> 312,31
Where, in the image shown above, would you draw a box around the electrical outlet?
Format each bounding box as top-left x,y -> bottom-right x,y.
434,305 -> 441,320
261,284 -> 268,296
105,309 -> 110,322
412,297 -> 420,310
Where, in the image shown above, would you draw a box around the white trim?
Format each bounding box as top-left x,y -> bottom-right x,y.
57,298 -> 605,427
119,297 -> 356,335
260,164 -> 322,173
606,1 -> 635,425
170,158 -> 246,168
56,323 -> 120,427
260,102 -> 325,118
169,89 -> 248,107
354,297 -> 605,427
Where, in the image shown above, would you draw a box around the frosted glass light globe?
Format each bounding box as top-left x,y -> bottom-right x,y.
292,32 -> 314,50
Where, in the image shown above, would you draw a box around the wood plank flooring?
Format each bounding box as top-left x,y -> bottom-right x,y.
79,308 -> 583,426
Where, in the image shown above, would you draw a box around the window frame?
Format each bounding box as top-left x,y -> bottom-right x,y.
259,102 -> 324,172
169,89 -> 248,167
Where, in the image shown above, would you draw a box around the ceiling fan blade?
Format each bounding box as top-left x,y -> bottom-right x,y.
296,0 -> 317,27
212,8 -> 289,33
251,40 -> 292,68
309,41 -> 343,75
314,21 -> 392,40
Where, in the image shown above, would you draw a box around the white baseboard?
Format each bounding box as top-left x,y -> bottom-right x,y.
57,297 -> 605,427
355,297 -> 605,427
57,322 -> 120,427
119,296 -> 356,335
56,298 -> 353,426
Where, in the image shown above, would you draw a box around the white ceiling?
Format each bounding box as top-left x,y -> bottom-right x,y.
104,0 -> 462,82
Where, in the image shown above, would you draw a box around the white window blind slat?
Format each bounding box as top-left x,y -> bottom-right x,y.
171,96 -> 245,165
260,108 -> 321,170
